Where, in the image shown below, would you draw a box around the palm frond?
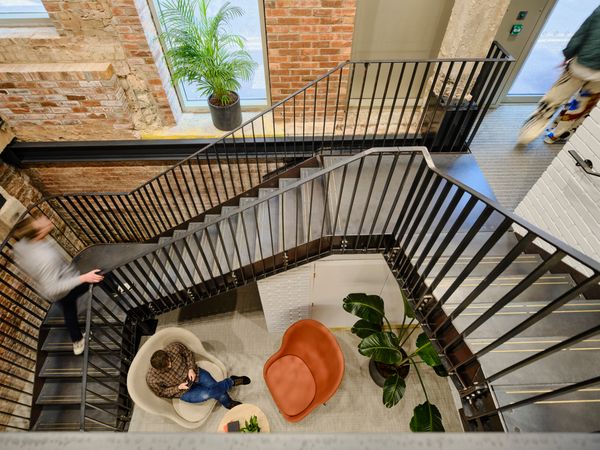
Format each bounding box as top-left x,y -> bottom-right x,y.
157,0 -> 257,105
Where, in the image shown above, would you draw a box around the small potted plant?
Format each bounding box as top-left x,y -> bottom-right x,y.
343,292 -> 448,431
157,0 -> 257,130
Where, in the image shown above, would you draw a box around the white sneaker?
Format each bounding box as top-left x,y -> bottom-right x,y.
73,333 -> 86,355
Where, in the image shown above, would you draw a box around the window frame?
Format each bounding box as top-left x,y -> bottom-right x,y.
147,0 -> 271,113
0,1 -> 52,28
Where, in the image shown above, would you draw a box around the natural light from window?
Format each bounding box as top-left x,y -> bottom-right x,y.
0,0 -> 49,20
508,0 -> 598,97
151,0 -> 267,111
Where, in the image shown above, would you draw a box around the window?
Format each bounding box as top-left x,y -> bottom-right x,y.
0,0 -> 51,26
149,0 -> 268,111
508,0 -> 598,97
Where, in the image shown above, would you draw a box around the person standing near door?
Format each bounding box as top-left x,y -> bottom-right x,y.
518,5 -> 600,145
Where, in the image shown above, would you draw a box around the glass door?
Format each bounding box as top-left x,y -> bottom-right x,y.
508,0 -> 599,99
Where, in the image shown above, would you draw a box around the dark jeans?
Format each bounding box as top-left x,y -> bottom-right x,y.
57,283 -> 88,342
180,368 -> 234,407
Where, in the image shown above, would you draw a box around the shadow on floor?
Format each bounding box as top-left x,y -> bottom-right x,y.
162,282 -> 263,324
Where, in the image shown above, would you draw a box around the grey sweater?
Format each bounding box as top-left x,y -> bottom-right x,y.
13,238 -> 82,302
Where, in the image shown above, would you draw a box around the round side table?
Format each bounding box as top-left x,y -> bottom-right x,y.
217,403 -> 270,433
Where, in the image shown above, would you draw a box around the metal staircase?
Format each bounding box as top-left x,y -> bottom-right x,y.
16,148 -> 599,432
4,44 -> 598,434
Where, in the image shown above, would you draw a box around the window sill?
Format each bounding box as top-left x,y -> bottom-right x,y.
0,27 -> 59,39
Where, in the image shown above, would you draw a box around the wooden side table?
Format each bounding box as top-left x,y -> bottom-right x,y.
217,403 -> 270,433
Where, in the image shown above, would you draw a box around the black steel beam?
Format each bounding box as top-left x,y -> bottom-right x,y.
6,135 -> 461,164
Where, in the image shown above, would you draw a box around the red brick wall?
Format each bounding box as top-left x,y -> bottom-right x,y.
0,0 -> 175,142
0,63 -> 136,141
264,0 -> 357,102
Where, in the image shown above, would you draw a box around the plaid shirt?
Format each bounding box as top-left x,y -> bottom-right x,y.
146,342 -> 197,398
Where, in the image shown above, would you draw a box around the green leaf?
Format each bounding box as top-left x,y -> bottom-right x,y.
351,319 -> 382,338
415,332 -> 443,368
403,294 -> 415,319
383,374 -> 406,408
358,332 -> 402,365
433,364 -> 448,377
343,293 -> 385,324
410,401 -> 445,432
157,0 -> 257,103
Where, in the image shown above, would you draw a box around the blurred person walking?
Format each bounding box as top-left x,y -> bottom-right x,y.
13,216 -> 104,355
518,5 -> 600,145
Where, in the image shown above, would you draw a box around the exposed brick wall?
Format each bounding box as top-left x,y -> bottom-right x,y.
25,160 -> 283,195
515,105 -> 600,277
0,0 -> 175,142
26,160 -> 173,194
264,0 -> 357,102
0,63 -> 135,141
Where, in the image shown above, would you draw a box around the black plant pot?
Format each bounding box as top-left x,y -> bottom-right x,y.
208,92 -> 243,131
368,348 -> 410,388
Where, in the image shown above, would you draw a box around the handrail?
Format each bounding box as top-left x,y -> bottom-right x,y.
569,150 -> 600,178
1,42 -> 518,432
98,147 -> 600,276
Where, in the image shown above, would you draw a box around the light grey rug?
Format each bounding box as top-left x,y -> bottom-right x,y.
128,308 -> 462,432
470,104 -> 562,211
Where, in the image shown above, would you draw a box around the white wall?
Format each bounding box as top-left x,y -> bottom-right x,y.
351,0 -> 454,59
257,254 -> 404,332
515,105 -> 600,276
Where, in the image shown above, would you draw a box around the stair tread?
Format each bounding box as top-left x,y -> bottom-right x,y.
214,206 -> 241,272
236,197 -> 260,267
475,335 -> 600,386
324,154 -> 414,236
36,379 -> 120,405
42,327 -> 122,352
493,382 -> 600,432
201,214 -> 229,278
279,178 -> 306,251
300,168 -> 331,241
44,287 -> 126,326
32,405 -> 119,431
40,353 -> 121,378
256,188 -> 280,259
453,296 -> 600,340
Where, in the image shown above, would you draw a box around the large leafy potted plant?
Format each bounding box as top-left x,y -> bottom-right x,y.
157,0 -> 257,130
343,292 -> 447,431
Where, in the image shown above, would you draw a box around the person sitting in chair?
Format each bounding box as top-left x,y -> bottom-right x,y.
146,341 -> 250,409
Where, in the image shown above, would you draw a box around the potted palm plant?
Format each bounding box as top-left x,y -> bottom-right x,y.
343,292 -> 448,431
157,0 -> 257,130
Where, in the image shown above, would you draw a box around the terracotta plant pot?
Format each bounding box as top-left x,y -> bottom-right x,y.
368,348 -> 410,388
208,92 -> 242,131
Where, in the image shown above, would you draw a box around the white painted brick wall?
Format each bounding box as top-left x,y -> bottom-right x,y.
515,105 -> 600,276
257,264 -> 313,332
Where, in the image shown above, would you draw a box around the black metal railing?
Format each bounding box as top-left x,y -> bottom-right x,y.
0,43 -> 517,431
73,147 -> 599,432
6,43 -> 512,253
0,241 -> 50,431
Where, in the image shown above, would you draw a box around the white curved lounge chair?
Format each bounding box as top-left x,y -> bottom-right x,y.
127,327 -> 227,429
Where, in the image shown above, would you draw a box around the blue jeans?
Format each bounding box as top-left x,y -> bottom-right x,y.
180,368 -> 234,407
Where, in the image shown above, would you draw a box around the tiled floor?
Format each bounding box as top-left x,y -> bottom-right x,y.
470,104 -> 562,211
